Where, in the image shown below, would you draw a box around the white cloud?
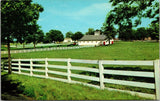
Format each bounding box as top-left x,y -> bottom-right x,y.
75,3 -> 112,17
45,2 -> 112,30
69,3 -> 112,25
48,3 -> 112,19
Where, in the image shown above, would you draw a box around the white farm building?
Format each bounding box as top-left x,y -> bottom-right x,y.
78,30 -> 114,46
63,38 -> 73,43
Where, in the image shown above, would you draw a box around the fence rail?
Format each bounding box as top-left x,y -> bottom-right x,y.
2,58 -> 160,99
1,45 -> 94,54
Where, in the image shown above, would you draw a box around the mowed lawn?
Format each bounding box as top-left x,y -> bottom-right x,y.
2,41 -> 159,60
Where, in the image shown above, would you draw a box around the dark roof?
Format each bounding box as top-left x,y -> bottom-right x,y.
79,35 -> 107,41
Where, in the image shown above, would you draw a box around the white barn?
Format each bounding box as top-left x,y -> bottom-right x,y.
78,30 -> 114,46
63,38 -> 73,43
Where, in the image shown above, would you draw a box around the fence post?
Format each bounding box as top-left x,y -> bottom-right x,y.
18,59 -> 21,74
45,58 -> 48,78
154,59 -> 160,100
30,59 -> 33,76
99,60 -> 104,89
67,58 -> 71,83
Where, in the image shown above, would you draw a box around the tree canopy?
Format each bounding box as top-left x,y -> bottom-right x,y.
101,22 -> 116,38
45,30 -> 64,43
1,0 -> 44,44
85,28 -> 95,35
1,0 -> 44,73
147,23 -> 159,40
65,31 -> 73,38
71,31 -> 84,41
107,0 -> 159,26
25,25 -> 44,48
105,0 -> 159,40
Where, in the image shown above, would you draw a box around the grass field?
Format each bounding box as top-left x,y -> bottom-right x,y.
1,72 -> 148,100
1,41 -> 159,60
1,41 -> 159,100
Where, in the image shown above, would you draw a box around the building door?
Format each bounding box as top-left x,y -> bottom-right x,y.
111,41 -> 113,44
103,41 -> 105,45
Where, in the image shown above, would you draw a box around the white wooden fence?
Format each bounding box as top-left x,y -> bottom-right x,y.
1,45 -> 94,54
3,58 -> 160,99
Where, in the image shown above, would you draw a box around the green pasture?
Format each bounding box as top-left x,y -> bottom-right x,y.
1,41 -> 159,100
2,41 -> 159,60
1,72 -> 148,100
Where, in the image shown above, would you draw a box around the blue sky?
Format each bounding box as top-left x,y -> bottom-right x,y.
32,0 -> 152,36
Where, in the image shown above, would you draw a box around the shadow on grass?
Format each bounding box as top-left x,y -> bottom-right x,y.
1,57 -> 8,60
1,73 -> 32,100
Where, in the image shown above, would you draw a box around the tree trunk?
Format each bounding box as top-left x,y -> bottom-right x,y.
7,41 -> 12,74
156,39 -> 159,42
108,38 -> 110,45
23,43 -> 25,48
34,42 -> 36,49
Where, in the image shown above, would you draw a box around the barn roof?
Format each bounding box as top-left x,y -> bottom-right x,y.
79,35 -> 107,41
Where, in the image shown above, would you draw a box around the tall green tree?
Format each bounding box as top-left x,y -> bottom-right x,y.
105,0 -> 159,40
15,3 -> 44,48
136,27 -> 148,40
1,0 -> 43,73
46,30 -> 64,43
147,23 -> 159,41
71,31 -> 84,41
65,31 -> 73,38
101,22 -> 116,44
85,28 -> 95,35
43,35 -> 50,43
26,25 -> 44,48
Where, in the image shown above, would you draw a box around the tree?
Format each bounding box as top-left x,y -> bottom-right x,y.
16,3 -> 44,48
43,35 -> 50,43
118,25 -> 133,40
26,25 -> 44,48
101,22 -> 116,44
136,27 -> 148,40
147,23 -> 159,41
46,30 -> 64,43
105,0 -> 159,40
1,0 -> 43,74
85,28 -> 95,35
65,31 -> 73,38
71,31 -> 84,41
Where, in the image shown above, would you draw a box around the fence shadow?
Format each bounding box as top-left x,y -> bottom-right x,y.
104,66 -> 154,72
78,69 -> 155,94
1,73 -> 29,100
79,66 -> 155,83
